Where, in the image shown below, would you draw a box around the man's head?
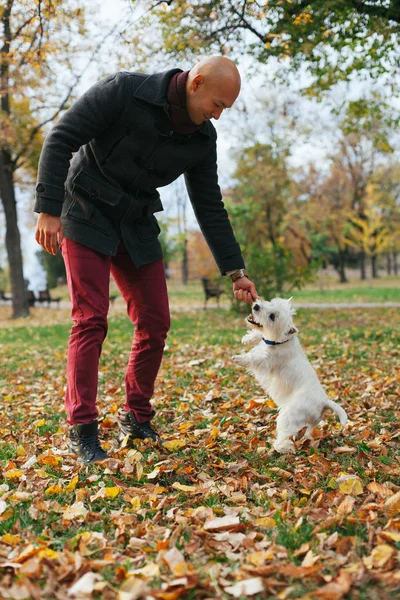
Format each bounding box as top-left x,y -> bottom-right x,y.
186,56 -> 241,125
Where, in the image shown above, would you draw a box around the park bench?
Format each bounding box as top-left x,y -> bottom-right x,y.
37,289 -> 61,307
0,289 -> 12,303
201,277 -> 225,308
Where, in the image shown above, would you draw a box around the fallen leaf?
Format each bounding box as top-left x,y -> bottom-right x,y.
67,572 -> 103,596
63,502 -> 88,521
384,491 -> 400,517
171,482 -> 197,493
311,570 -> 351,599
118,577 -> 147,600
255,516 -> 276,528
224,577 -> 264,597
204,515 -> 240,531
163,547 -> 188,576
336,474 -> 363,496
363,544 -> 395,569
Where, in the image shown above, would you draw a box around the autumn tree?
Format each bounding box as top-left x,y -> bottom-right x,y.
127,0 -> 400,91
227,142 -> 316,298
345,184 -> 396,278
0,0 -> 101,318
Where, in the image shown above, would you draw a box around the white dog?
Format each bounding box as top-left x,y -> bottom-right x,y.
233,298 -> 347,453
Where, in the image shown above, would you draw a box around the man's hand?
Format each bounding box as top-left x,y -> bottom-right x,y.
233,276 -> 258,304
35,213 -> 63,256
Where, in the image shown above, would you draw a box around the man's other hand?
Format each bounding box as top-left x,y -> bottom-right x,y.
233,276 -> 258,304
35,213 -> 63,256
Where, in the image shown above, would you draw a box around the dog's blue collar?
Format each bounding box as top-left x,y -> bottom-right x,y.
262,337 -> 291,346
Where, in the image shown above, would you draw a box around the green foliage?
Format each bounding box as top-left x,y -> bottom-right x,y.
36,249 -> 66,289
227,142 -> 318,301
130,0 -> 400,91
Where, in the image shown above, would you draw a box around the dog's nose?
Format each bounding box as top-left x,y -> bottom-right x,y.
253,304 -> 260,312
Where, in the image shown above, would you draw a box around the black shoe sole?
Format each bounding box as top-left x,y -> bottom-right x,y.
69,444 -> 109,465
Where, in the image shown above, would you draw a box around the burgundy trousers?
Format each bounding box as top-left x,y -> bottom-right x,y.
60,238 -> 170,425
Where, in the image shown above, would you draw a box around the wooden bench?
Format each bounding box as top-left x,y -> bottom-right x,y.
201,277 -> 224,308
27,291 -> 36,307
0,290 -> 12,303
37,289 -> 61,307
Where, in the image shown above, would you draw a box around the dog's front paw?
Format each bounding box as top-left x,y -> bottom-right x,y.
242,331 -> 262,346
232,354 -> 246,366
273,440 -> 295,454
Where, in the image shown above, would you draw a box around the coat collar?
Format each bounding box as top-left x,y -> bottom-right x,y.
133,68 -> 211,137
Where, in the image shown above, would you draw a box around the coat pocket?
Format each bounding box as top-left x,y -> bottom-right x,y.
72,169 -> 124,206
133,215 -> 161,242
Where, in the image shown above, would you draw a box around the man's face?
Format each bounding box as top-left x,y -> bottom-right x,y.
186,75 -> 239,125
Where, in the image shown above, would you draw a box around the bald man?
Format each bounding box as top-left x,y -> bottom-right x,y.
34,57 -> 258,464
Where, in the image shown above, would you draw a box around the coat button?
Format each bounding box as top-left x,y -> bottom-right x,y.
90,189 -> 99,199
36,184 -> 45,193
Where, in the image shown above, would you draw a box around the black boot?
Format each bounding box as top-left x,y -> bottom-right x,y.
69,420 -> 109,464
118,409 -> 159,444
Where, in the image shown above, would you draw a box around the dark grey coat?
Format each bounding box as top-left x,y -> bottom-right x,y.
34,68 -> 245,273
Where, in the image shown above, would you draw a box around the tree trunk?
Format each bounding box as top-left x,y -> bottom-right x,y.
359,251 -> 366,280
0,149 -> 29,318
338,250 -> 348,283
371,255 -> 378,278
181,237 -> 188,285
386,254 -> 392,275
393,252 -> 398,275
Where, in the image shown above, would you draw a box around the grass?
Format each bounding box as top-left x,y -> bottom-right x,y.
0,302 -> 399,598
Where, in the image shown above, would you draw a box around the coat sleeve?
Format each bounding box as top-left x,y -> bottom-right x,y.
184,129 -> 245,275
34,72 -> 128,216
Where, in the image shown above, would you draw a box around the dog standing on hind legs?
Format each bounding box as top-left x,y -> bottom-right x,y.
233,298 -> 348,454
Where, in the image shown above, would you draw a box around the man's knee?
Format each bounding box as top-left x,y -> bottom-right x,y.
73,314 -> 108,339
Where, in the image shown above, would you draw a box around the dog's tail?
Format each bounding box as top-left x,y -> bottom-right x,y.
325,400 -> 347,427
325,399 -> 348,427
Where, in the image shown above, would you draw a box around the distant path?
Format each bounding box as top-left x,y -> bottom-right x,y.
2,300 -> 399,312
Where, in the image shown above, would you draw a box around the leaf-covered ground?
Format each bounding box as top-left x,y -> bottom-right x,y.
0,306 -> 399,600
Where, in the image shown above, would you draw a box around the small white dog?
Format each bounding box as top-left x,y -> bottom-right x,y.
233,297 -> 347,453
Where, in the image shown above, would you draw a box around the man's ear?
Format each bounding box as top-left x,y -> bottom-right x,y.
191,74 -> 204,91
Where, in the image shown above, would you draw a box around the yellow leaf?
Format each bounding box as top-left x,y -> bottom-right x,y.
246,550 -> 271,566
255,517 -> 276,528
104,487 -> 121,499
364,544 -> 395,569
65,475 -> 79,493
38,549 -> 59,560
384,491 -> 400,517
4,470 -> 24,480
379,531 -> 400,543
1,534 -> 21,545
129,496 -> 141,510
16,446 -> 26,457
336,474 -> 363,496
171,482 -> 197,492
36,419 -> 45,427
163,439 -> 186,451
44,485 -> 63,495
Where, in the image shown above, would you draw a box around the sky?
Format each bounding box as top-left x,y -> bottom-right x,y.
12,0 -> 395,289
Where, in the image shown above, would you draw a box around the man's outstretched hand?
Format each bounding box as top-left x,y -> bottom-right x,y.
35,213 -> 63,256
233,276 -> 258,304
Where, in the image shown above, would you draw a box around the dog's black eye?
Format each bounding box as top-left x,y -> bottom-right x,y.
253,304 -> 260,312
269,313 -> 276,321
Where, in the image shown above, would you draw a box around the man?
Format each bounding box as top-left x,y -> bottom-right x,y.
34,56 -> 258,464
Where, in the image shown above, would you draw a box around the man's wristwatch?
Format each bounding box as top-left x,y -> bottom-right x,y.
229,269 -> 249,282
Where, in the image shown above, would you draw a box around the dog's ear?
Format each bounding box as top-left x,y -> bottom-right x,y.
287,297 -> 297,314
